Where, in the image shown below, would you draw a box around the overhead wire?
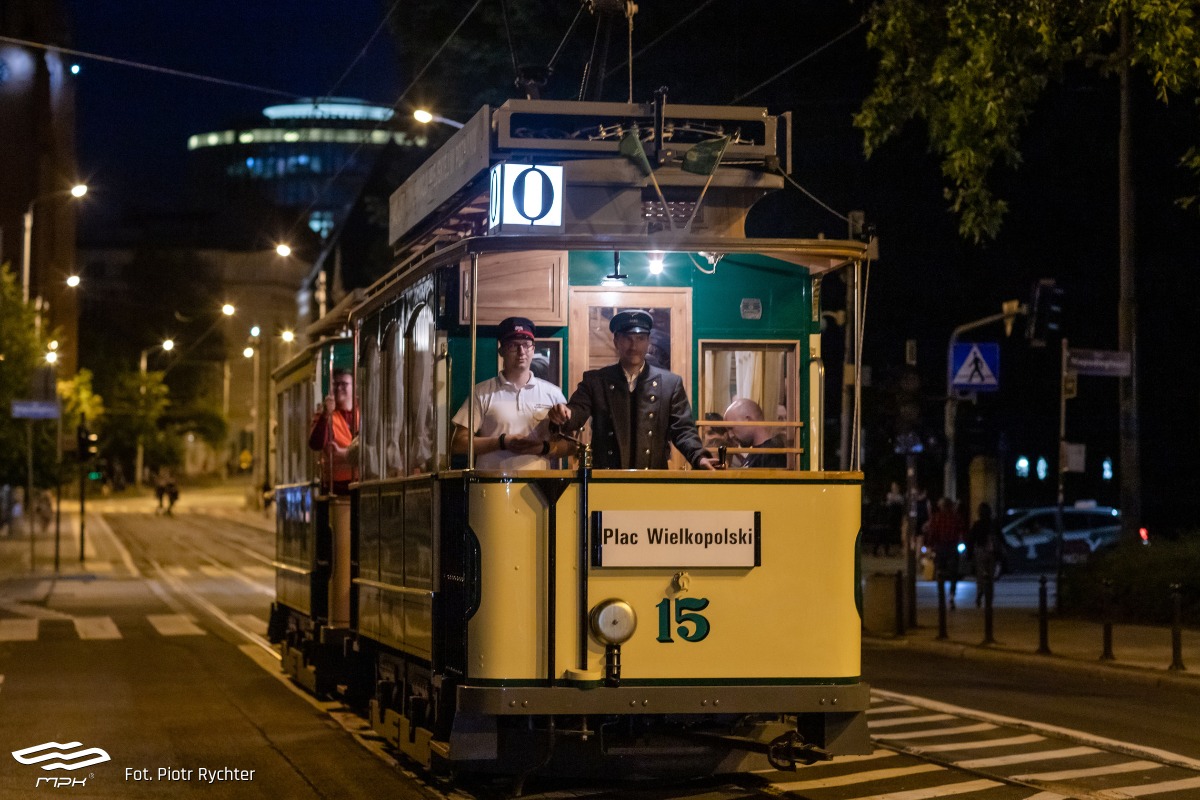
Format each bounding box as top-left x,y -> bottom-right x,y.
499,0 -> 521,84
603,0 -> 720,79
282,0 -> 487,248
316,0 -> 403,105
0,33 -> 294,98
728,19 -> 865,104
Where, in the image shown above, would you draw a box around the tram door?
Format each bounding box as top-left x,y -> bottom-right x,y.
567,286 -> 692,468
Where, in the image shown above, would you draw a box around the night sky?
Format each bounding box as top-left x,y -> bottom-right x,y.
65,0 -> 401,219
59,2 -> 1200,531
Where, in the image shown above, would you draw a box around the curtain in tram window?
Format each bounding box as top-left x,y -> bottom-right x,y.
703,350 -> 735,416
384,314 -> 406,477
735,350 -> 764,407
407,303 -> 436,475
361,333 -> 383,481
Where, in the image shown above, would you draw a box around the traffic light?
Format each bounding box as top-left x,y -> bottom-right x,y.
1025,278 -> 1064,347
77,425 -> 99,460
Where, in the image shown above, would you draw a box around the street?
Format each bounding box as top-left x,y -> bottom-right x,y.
0,506 -> 437,799
3,502 -> 1200,799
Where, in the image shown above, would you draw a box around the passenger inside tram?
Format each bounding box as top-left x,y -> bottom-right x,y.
723,397 -> 787,468
308,368 -> 359,493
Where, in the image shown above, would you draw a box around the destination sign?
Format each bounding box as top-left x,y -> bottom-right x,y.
591,510 -> 760,568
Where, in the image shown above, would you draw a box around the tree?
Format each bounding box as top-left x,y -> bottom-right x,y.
854,1 -> 1200,242
104,370 -> 171,477
58,369 -> 106,430
855,1 -> 1200,536
0,264 -> 48,484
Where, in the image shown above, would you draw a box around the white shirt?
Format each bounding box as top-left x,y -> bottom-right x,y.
452,373 -> 567,470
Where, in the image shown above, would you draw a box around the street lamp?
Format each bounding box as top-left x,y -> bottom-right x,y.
135,338 -> 175,486
23,183 -> 87,304
413,109 -> 465,129
275,244 -> 292,257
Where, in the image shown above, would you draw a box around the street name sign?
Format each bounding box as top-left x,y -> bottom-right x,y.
1066,348 -> 1132,377
951,342 -> 1000,391
11,400 -> 60,419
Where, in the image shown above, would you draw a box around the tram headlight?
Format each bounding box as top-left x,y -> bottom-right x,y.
589,598 -> 637,645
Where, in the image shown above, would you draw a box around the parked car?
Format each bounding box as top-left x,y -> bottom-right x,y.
1001,505 -> 1125,570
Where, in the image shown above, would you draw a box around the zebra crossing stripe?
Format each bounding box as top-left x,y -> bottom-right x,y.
774,763 -> 942,791
841,778 -> 1002,799
147,614 -> 206,636
1104,776 -> 1200,797
1014,760 -> 1161,782
912,734 -> 1044,753
876,723 -> 997,740
0,619 -> 38,641
869,714 -> 955,729
958,745 -> 1098,768
868,704 -> 918,715
73,617 -> 121,640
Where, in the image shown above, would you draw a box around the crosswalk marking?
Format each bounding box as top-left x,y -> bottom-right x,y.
912,734 -> 1045,753
868,704 -> 917,715
1015,760 -> 1161,781
958,745 -> 1099,768
73,617 -> 121,640
774,763 -> 942,791
870,714 -> 955,729
1106,776 -> 1200,797
231,614 -> 268,636
165,566 -> 190,577
875,723 -> 997,740
0,619 -> 38,641
147,614 -> 206,636
198,565 -> 226,578
243,566 -> 273,579
842,778 -> 1002,799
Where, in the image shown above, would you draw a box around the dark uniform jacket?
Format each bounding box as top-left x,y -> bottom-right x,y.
560,363 -> 709,469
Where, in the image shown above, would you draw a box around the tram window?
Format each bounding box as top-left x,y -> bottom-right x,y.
407,304 -> 436,475
360,327 -> 383,481
384,321 -> 406,477
698,341 -> 801,468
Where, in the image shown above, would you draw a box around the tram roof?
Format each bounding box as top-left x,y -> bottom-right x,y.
386,98 -> 868,270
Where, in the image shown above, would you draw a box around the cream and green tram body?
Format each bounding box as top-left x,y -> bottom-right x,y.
313,98 -> 869,775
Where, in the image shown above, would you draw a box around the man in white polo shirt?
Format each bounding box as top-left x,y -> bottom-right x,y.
451,316 -> 571,470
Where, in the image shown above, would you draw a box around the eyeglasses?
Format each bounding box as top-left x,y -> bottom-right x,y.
333,381 -> 353,389
501,341 -> 534,352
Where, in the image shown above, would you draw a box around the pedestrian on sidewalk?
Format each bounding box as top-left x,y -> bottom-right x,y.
925,497 -> 966,608
969,502 -> 1001,607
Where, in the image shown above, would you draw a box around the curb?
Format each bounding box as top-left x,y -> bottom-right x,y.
864,632 -> 1200,694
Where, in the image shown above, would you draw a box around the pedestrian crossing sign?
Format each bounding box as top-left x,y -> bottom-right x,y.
951,342 -> 1000,391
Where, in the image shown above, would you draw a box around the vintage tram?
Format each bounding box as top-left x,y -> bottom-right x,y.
270,97 -> 872,777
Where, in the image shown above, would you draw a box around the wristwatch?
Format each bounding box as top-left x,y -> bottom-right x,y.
498,434 -> 507,450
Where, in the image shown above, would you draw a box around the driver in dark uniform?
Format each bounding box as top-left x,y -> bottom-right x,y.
548,310 -> 716,470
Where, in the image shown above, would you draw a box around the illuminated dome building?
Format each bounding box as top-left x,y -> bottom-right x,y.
186,97 -> 429,242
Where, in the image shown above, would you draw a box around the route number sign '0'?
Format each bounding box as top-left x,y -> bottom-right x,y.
488,162 -> 565,233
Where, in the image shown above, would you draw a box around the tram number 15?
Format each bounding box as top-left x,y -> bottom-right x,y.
655,597 -> 710,643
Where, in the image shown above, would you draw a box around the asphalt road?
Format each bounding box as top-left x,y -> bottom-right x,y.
4,508 -> 1199,799
0,511 -> 439,800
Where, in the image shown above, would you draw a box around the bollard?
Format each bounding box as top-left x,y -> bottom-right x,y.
1037,575 -> 1051,655
893,570 -> 905,637
936,578 -> 947,640
1169,583 -> 1187,672
1100,578 -> 1115,661
982,571 -> 996,646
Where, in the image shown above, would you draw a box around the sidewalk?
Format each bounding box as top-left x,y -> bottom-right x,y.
0,478 -> 272,580
861,553 -> 1200,691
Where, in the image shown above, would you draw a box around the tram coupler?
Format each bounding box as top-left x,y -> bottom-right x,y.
767,731 -> 832,771
604,644 -> 621,687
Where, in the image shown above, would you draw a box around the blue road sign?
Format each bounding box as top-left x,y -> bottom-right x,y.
951,342 -> 1000,391
11,400 -> 61,419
